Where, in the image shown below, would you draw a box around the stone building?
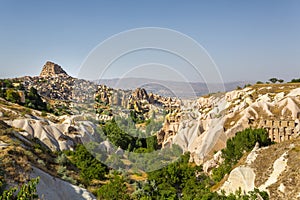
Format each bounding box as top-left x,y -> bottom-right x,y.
250,118 -> 300,143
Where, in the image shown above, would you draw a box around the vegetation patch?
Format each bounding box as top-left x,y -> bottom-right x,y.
212,128 -> 273,182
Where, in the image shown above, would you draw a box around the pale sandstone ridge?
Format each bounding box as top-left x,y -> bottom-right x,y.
40,61 -> 68,77
158,84 -> 300,165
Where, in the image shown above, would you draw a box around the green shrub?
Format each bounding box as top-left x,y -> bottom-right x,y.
290,78 -> 300,83
212,128 -> 272,182
25,87 -> 48,111
97,173 -> 130,200
41,111 -> 47,117
66,144 -> 107,185
0,177 -> 40,200
5,89 -> 20,103
55,153 -> 69,166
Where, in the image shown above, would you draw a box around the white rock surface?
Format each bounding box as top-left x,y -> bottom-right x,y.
30,166 -> 96,200
278,183 -> 285,193
220,166 -> 256,194
245,143 -> 259,165
287,88 -> 300,97
5,115 -> 96,151
169,85 -> 300,164
0,141 -> 8,149
259,152 -> 288,192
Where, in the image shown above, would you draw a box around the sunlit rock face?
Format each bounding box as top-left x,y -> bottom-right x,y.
40,61 -> 68,77
158,85 -> 300,165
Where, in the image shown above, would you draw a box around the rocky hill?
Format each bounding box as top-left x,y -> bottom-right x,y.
218,139 -> 300,199
0,119 -> 95,199
158,83 -> 300,165
97,77 -> 251,98
1,61 -> 300,199
40,61 -> 68,77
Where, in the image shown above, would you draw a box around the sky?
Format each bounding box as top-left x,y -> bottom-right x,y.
0,0 -> 300,83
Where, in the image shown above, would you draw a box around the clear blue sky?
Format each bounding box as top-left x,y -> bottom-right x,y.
0,0 -> 299,82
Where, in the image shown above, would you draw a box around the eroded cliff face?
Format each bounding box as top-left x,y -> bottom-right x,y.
0,120 -> 96,200
158,84 -> 300,165
218,139 -> 300,200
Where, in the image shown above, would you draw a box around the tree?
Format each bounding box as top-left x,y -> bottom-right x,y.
103,119 -> 135,150
290,78 -> 300,83
3,79 -> 13,88
97,174 -> 130,200
25,87 -> 47,111
212,128 -> 272,182
278,79 -> 284,83
146,136 -> 158,151
269,78 -> 278,83
5,89 -> 20,103
66,144 -> 107,185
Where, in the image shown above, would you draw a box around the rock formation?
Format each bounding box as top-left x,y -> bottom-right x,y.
218,139 -> 300,199
158,84 -> 300,165
40,61 -> 68,77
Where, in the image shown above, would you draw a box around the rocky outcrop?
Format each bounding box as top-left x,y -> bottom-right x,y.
131,88 -> 149,100
30,166 -> 96,200
220,166 -> 256,195
4,115 -> 91,151
218,139 -> 300,199
158,84 -> 300,165
40,61 -> 68,77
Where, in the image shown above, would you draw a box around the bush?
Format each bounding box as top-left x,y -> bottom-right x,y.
269,78 -> 278,83
97,173 -> 130,200
25,87 -> 48,111
5,89 -> 20,103
66,144 -> 107,185
57,166 -> 67,176
41,111 -> 47,117
0,177 -> 40,200
290,78 -> 300,83
55,153 -> 69,166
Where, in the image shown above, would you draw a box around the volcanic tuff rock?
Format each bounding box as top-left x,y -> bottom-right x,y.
158,84 -> 300,165
0,119 -> 96,200
218,139 -> 300,199
31,166 -> 96,200
40,61 -> 68,77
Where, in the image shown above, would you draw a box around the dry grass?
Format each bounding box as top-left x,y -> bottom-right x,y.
0,121 -> 79,186
243,82 -> 297,101
250,83 -> 300,100
0,139 -> 32,184
250,139 -> 300,189
250,143 -> 286,187
224,113 -> 241,131
129,172 -> 147,181
265,139 -> 300,200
